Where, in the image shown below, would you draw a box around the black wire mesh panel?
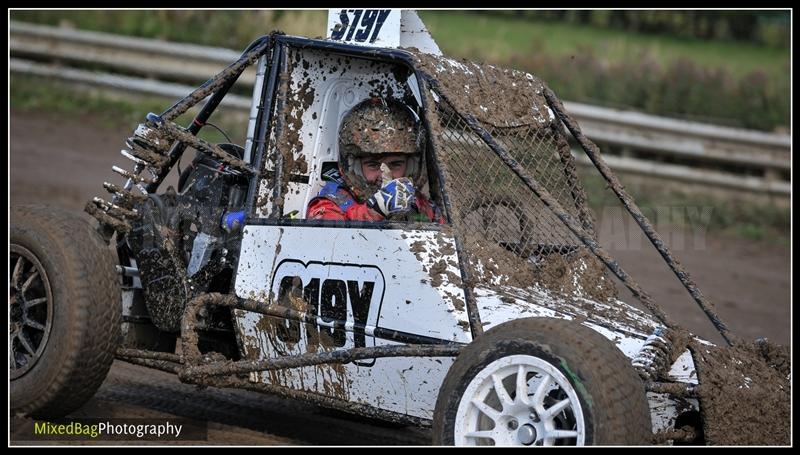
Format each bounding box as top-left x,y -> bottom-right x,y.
432,99 -> 617,302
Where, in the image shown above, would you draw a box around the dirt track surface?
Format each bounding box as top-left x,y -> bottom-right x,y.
10,360 -> 431,445
9,109 -> 791,444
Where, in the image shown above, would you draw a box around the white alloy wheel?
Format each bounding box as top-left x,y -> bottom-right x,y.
454,354 -> 585,446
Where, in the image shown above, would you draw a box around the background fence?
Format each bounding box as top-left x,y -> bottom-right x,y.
10,21 -> 790,205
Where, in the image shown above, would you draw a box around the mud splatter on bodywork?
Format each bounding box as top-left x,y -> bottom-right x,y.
408,50 -> 789,444
410,51 -> 687,334
410,51 -> 553,129
691,340 -> 790,445
401,228 -> 469,332
253,46 -> 417,218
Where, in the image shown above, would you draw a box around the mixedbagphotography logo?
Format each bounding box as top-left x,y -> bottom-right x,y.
29,418 -> 207,441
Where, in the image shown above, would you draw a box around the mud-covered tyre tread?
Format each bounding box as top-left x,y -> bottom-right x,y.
433,317 -> 652,446
11,205 -> 121,418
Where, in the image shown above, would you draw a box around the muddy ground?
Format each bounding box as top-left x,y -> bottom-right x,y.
9,110 -> 791,445
9,360 -> 431,445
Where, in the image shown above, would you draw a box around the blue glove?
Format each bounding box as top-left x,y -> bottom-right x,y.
367,178 -> 416,217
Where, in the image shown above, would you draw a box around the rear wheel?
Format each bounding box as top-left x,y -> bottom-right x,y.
433,318 -> 652,446
462,195 -> 532,255
10,205 -> 121,418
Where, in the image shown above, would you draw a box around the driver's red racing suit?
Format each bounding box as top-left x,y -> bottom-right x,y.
306,180 -> 444,223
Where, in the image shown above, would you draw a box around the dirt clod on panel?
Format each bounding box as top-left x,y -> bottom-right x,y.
692,339 -> 790,445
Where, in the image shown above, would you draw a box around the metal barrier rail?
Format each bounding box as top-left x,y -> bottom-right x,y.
10,20 -> 791,199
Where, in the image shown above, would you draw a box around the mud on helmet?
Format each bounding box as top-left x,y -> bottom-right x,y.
337,97 -> 427,202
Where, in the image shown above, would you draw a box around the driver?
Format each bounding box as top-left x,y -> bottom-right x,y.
306,97 -> 444,223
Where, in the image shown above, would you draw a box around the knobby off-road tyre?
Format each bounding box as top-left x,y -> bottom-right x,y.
10,205 -> 121,418
433,318 -> 652,446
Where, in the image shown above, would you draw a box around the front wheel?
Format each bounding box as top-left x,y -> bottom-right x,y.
433,318 -> 652,446
10,205 -> 121,418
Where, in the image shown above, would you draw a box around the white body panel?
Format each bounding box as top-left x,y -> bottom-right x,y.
234,225 -> 469,418
232,224 -> 699,422
474,284 -> 697,382
326,9 -> 442,55
399,11 -> 442,55
327,9 -> 402,48
475,285 -> 659,355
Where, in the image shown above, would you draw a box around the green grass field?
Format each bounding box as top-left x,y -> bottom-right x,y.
419,11 -> 788,80
11,10 -> 789,131
12,10 -> 788,81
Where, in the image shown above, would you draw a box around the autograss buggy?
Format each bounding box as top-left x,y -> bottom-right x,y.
11,31 -> 740,445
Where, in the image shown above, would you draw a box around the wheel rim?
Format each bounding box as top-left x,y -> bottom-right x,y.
454,354 -> 585,446
9,244 -> 54,379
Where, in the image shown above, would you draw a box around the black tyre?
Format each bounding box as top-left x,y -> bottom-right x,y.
10,205 -> 121,418
433,318 -> 651,446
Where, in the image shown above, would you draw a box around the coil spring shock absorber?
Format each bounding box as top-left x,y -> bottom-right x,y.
632,326 -> 674,381
85,113 -> 172,233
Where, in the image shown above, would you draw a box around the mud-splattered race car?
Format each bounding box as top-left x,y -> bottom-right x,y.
10,11 -> 787,446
